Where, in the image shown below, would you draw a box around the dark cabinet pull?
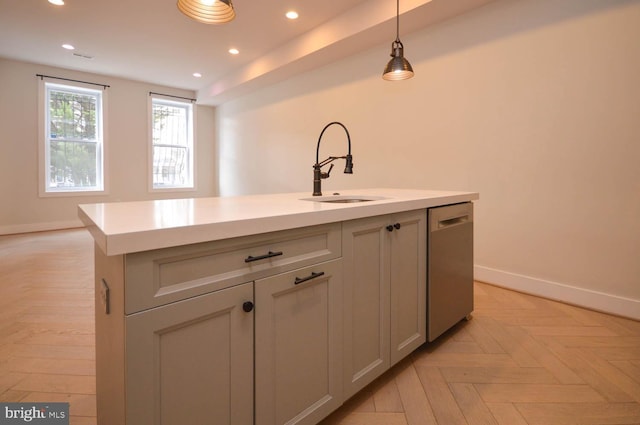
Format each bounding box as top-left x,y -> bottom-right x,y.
294,271 -> 325,285
242,301 -> 254,312
245,250 -> 283,263
386,223 -> 402,232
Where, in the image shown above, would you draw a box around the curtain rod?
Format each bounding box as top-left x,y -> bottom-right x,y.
36,74 -> 110,89
149,92 -> 196,103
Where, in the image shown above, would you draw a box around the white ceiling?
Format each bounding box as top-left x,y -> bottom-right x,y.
0,0 -> 497,105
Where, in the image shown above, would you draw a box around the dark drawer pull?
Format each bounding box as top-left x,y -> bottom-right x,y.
294,271 -> 325,285
244,251 -> 283,263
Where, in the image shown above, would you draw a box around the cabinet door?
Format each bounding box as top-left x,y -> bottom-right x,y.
255,259 -> 343,425
125,282 -> 253,425
389,210 -> 427,365
342,216 -> 390,399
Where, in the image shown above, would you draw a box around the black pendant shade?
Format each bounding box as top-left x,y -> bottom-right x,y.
382,0 -> 414,81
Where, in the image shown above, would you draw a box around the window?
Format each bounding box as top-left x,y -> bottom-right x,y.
42,82 -> 105,194
150,97 -> 195,190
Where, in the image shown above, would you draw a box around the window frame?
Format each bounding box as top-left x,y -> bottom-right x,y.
148,95 -> 196,192
38,79 -> 108,197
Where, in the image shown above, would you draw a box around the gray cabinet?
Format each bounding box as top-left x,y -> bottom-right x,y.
389,210 -> 427,365
95,223 -> 341,425
94,212 -> 428,425
342,210 -> 426,399
126,282 -> 254,425
342,215 -> 389,398
255,259 -> 343,425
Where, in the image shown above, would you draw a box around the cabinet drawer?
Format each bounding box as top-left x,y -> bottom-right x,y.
125,223 -> 341,314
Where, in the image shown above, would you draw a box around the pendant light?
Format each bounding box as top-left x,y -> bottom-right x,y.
382,0 -> 414,81
177,0 -> 236,24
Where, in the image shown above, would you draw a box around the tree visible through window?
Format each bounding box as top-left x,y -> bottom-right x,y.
45,83 -> 104,192
151,98 -> 194,189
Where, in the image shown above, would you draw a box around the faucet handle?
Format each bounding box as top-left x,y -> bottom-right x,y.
321,163 -> 334,179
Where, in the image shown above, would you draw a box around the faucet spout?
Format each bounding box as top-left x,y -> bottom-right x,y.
313,122 -> 354,196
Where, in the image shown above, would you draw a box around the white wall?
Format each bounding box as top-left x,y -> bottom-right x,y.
217,0 -> 640,318
0,59 -> 217,234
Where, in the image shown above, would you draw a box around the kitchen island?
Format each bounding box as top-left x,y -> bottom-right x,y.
79,188 -> 478,425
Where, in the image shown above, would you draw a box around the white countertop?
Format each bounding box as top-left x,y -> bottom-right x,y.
78,188 -> 479,256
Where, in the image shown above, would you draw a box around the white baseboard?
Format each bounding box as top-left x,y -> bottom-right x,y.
474,265 -> 640,321
0,219 -> 84,236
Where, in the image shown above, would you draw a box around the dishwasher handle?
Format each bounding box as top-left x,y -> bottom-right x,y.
438,214 -> 469,229
430,203 -> 473,231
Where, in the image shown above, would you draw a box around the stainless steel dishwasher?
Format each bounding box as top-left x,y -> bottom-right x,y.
427,202 -> 474,342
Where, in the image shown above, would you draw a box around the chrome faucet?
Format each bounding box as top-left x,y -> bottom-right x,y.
313,121 -> 353,196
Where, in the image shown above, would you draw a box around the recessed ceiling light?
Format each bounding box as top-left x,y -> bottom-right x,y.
285,11 -> 299,20
228,48 -> 239,55
193,72 -> 202,78
48,0 -> 64,5
62,44 -> 75,50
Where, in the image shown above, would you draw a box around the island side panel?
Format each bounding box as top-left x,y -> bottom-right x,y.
95,244 -> 126,425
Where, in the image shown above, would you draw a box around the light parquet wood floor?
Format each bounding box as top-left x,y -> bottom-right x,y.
0,229 -> 95,425
1,229 -> 639,425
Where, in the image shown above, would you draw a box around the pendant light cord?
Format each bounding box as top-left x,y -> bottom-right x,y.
395,0 -> 400,42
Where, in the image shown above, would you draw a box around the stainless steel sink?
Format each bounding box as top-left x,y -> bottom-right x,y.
321,198 -> 372,203
300,195 -> 388,203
